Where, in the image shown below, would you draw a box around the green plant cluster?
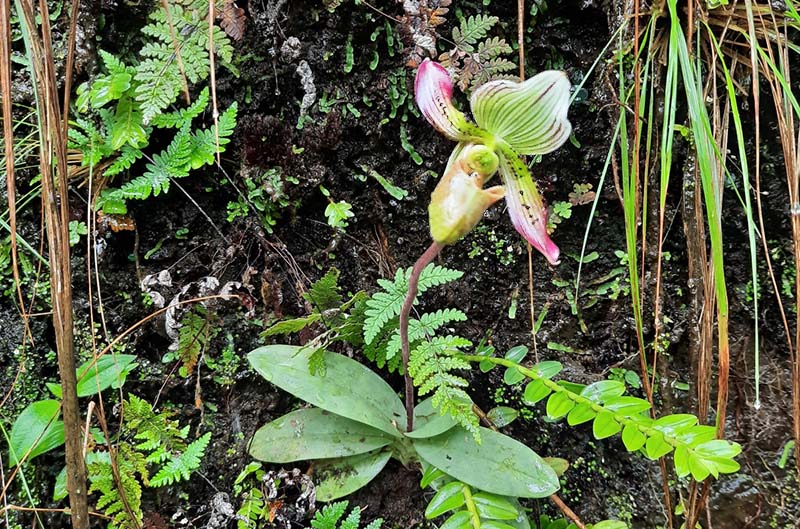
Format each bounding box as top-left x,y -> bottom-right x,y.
68,0 -> 238,215
472,354 -> 742,482
86,395 -> 211,528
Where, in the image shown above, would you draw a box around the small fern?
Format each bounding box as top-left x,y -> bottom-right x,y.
135,0 -> 234,123
363,264 -> 463,345
451,14 -> 498,51
261,268 -> 369,374
438,12 -> 516,91
164,306 -> 219,377
408,335 -> 478,439
70,1 -> 237,216
308,501 -> 383,529
88,395 -> 210,527
150,432 -> 211,487
87,446 -> 148,529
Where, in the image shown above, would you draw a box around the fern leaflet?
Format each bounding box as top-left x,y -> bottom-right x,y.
452,15 -> 498,51
308,501 -> 383,529
408,336 -> 479,439
150,432 -> 211,487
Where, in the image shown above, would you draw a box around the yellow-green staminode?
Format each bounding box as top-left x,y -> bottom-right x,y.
429,144 -> 505,245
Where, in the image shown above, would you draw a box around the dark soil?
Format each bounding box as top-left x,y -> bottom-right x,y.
3,0 -> 800,528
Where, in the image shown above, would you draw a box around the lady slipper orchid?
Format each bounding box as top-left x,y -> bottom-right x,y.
428,144 -> 506,245
414,58 -> 571,265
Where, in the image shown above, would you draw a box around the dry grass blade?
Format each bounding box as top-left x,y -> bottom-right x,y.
13,0 -> 89,526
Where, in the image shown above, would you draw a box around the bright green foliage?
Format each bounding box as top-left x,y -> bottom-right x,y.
135,0 -> 233,123
422,469 -> 523,529
363,264 -> 463,347
363,266 -> 466,372
451,15 -> 499,50
87,446 -> 149,529
69,1 -> 237,215
408,336 -> 478,438
233,462 -> 270,529
309,501 -> 383,529
149,432 -> 211,486
96,103 -> 237,213
261,268 -> 369,374
325,200 -> 355,229
473,354 -> 742,481
88,395 -> 210,527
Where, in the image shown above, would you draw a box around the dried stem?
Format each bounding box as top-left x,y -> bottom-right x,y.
400,241 -> 443,431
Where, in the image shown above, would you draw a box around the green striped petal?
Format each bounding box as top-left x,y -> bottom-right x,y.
470,71 -> 572,155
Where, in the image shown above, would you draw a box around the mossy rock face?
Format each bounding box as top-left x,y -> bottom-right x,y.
4,0 -> 799,527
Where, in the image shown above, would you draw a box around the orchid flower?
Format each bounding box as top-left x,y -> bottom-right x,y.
414,59 -> 571,265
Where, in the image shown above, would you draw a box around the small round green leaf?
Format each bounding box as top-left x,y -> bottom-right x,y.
580,380 -> 625,403
425,481 -> 466,518
566,402 -> 596,426
621,423 -> 646,452
440,511 -> 473,529
504,345 -> 528,362
531,361 -> 562,379
249,408 -> 394,463
592,411 -> 622,439
523,380 -> 551,405
503,366 -> 526,385
546,392 -> 575,419
481,522 -> 517,529
472,492 -> 519,520
645,433 -> 673,459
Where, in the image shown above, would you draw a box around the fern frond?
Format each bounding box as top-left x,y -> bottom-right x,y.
88,446 -> 148,529
385,308 -> 468,361
477,37 -> 512,60
363,265 -> 463,345
187,102 -> 237,168
363,269 -> 407,345
150,87 -> 210,128
150,432 -> 211,487
308,501 -> 382,529
105,144 -> 145,177
452,15 -> 498,51
117,126 -> 192,200
304,268 -> 344,311
408,336 -> 478,439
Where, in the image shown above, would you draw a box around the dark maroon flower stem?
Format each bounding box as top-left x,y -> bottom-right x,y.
401,240 -> 444,432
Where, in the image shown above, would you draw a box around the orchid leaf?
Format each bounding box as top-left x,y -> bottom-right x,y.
405,397 -> 458,439
248,345 -> 405,437
413,427 -> 559,498
314,449 -> 392,501
248,408 -> 395,462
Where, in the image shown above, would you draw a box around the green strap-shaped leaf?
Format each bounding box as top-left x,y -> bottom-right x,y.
470,71 -> 572,155
248,345 -> 405,437
414,427 -> 559,498
314,449 -> 392,501
249,408 -> 395,463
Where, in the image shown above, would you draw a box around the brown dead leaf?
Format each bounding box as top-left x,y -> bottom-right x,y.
219,0 -> 246,41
